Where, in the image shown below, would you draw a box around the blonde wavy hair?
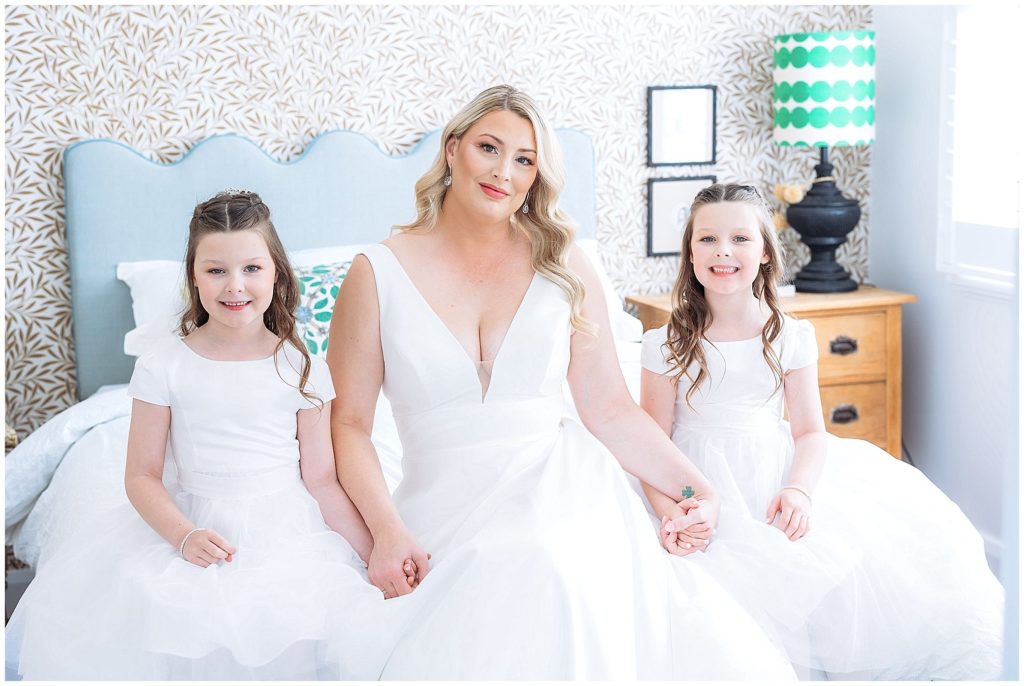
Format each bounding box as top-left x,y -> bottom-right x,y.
663,183 -> 787,407
395,84 -> 594,336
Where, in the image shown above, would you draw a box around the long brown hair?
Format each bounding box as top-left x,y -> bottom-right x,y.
663,183 -> 786,406
180,190 -> 317,404
395,84 -> 595,337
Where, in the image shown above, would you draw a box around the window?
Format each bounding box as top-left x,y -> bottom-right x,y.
937,5 -> 1022,291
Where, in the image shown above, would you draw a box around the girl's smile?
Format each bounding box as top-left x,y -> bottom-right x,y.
689,201 -> 769,296
193,229 -> 276,333
709,265 -> 740,276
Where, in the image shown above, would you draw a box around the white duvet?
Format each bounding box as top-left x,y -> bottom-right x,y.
5,341 -> 643,570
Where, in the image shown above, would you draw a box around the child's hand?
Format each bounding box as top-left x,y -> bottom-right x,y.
678,495 -> 721,531
401,554 -> 432,590
766,488 -> 811,541
181,528 -> 236,567
665,496 -> 719,540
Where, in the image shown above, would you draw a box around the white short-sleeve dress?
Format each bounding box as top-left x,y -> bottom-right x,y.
5,338 -> 386,680
641,317 -> 1004,680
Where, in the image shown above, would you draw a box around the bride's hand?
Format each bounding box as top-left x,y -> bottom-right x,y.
681,494 -> 720,532
368,528 -> 431,599
661,496 -> 720,554
660,515 -> 704,556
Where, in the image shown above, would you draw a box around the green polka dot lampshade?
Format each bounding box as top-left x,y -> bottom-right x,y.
773,30 -> 875,147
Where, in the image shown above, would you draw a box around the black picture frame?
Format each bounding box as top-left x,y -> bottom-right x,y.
647,85 -> 717,167
647,175 -> 717,257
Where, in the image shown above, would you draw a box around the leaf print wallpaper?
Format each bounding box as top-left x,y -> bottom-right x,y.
5,4 -> 872,434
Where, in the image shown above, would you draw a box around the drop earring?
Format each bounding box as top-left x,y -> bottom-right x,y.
444,165 -> 452,187
521,192 -> 529,215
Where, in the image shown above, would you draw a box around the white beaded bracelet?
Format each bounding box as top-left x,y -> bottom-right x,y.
782,485 -> 812,504
178,527 -> 206,559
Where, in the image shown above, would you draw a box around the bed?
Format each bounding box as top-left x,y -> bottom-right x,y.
4,128 -> 645,579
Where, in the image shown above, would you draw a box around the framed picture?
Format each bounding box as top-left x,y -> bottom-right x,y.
647,175 -> 717,257
647,85 -> 717,166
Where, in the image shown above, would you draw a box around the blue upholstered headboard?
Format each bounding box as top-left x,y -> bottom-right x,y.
64,129 -> 597,399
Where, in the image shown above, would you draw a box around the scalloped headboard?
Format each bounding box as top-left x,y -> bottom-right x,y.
63,129 -> 596,398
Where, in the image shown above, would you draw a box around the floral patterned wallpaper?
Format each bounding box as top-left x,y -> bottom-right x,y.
5,4 -> 872,434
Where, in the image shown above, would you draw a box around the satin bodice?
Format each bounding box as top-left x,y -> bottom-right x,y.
361,244 -> 571,457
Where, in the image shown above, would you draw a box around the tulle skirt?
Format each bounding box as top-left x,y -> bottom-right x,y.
340,418 -> 799,680
666,423 -> 1005,680
5,470 -> 386,680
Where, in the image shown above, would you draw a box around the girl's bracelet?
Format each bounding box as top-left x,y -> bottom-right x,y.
178,527 -> 206,559
782,485 -> 812,504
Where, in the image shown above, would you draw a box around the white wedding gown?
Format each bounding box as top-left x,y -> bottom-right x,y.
343,245 -> 798,680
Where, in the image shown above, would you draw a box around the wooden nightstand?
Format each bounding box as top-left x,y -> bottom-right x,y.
625,287 -> 917,457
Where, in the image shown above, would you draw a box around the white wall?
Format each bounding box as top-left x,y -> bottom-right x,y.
870,6 -> 1018,677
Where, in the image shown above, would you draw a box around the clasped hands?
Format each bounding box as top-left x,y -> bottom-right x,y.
659,484 -> 812,555
367,528 -> 432,600
659,496 -> 718,557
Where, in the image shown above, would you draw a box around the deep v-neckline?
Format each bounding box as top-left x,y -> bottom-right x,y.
380,244 -> 539,402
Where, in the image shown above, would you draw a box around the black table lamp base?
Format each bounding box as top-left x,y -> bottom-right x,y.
785,147 -> 860,293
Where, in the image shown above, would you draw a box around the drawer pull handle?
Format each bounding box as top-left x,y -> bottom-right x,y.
831,404 -> 859,424
829,335 -> 858,355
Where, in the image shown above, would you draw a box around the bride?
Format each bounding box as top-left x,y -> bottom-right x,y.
326,84 -> 796,679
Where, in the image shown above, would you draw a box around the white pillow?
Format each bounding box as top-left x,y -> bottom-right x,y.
115,260 -> 185,329
116,261 -> 187,357
577,239 -> 642,343
117,245 -> 372,357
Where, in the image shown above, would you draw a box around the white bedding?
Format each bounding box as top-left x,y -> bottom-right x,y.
5,341 -> 644,569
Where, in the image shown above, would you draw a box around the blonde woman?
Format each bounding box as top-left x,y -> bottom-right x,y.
326,85 -> 795,679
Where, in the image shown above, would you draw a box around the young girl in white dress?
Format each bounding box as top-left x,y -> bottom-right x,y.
640,183 -> 1005,680
5,191 -> 389,680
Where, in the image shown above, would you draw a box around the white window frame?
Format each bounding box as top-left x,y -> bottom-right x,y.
936,5 -> 1022,297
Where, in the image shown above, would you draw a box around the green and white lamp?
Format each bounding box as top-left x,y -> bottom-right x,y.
773,30 -> 875,292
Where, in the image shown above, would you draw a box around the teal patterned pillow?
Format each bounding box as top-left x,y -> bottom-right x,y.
294,261 -> 351,356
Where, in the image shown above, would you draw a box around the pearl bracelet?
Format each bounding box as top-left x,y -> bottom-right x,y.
782,485 -> 812,504
178,527 -> 206,559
